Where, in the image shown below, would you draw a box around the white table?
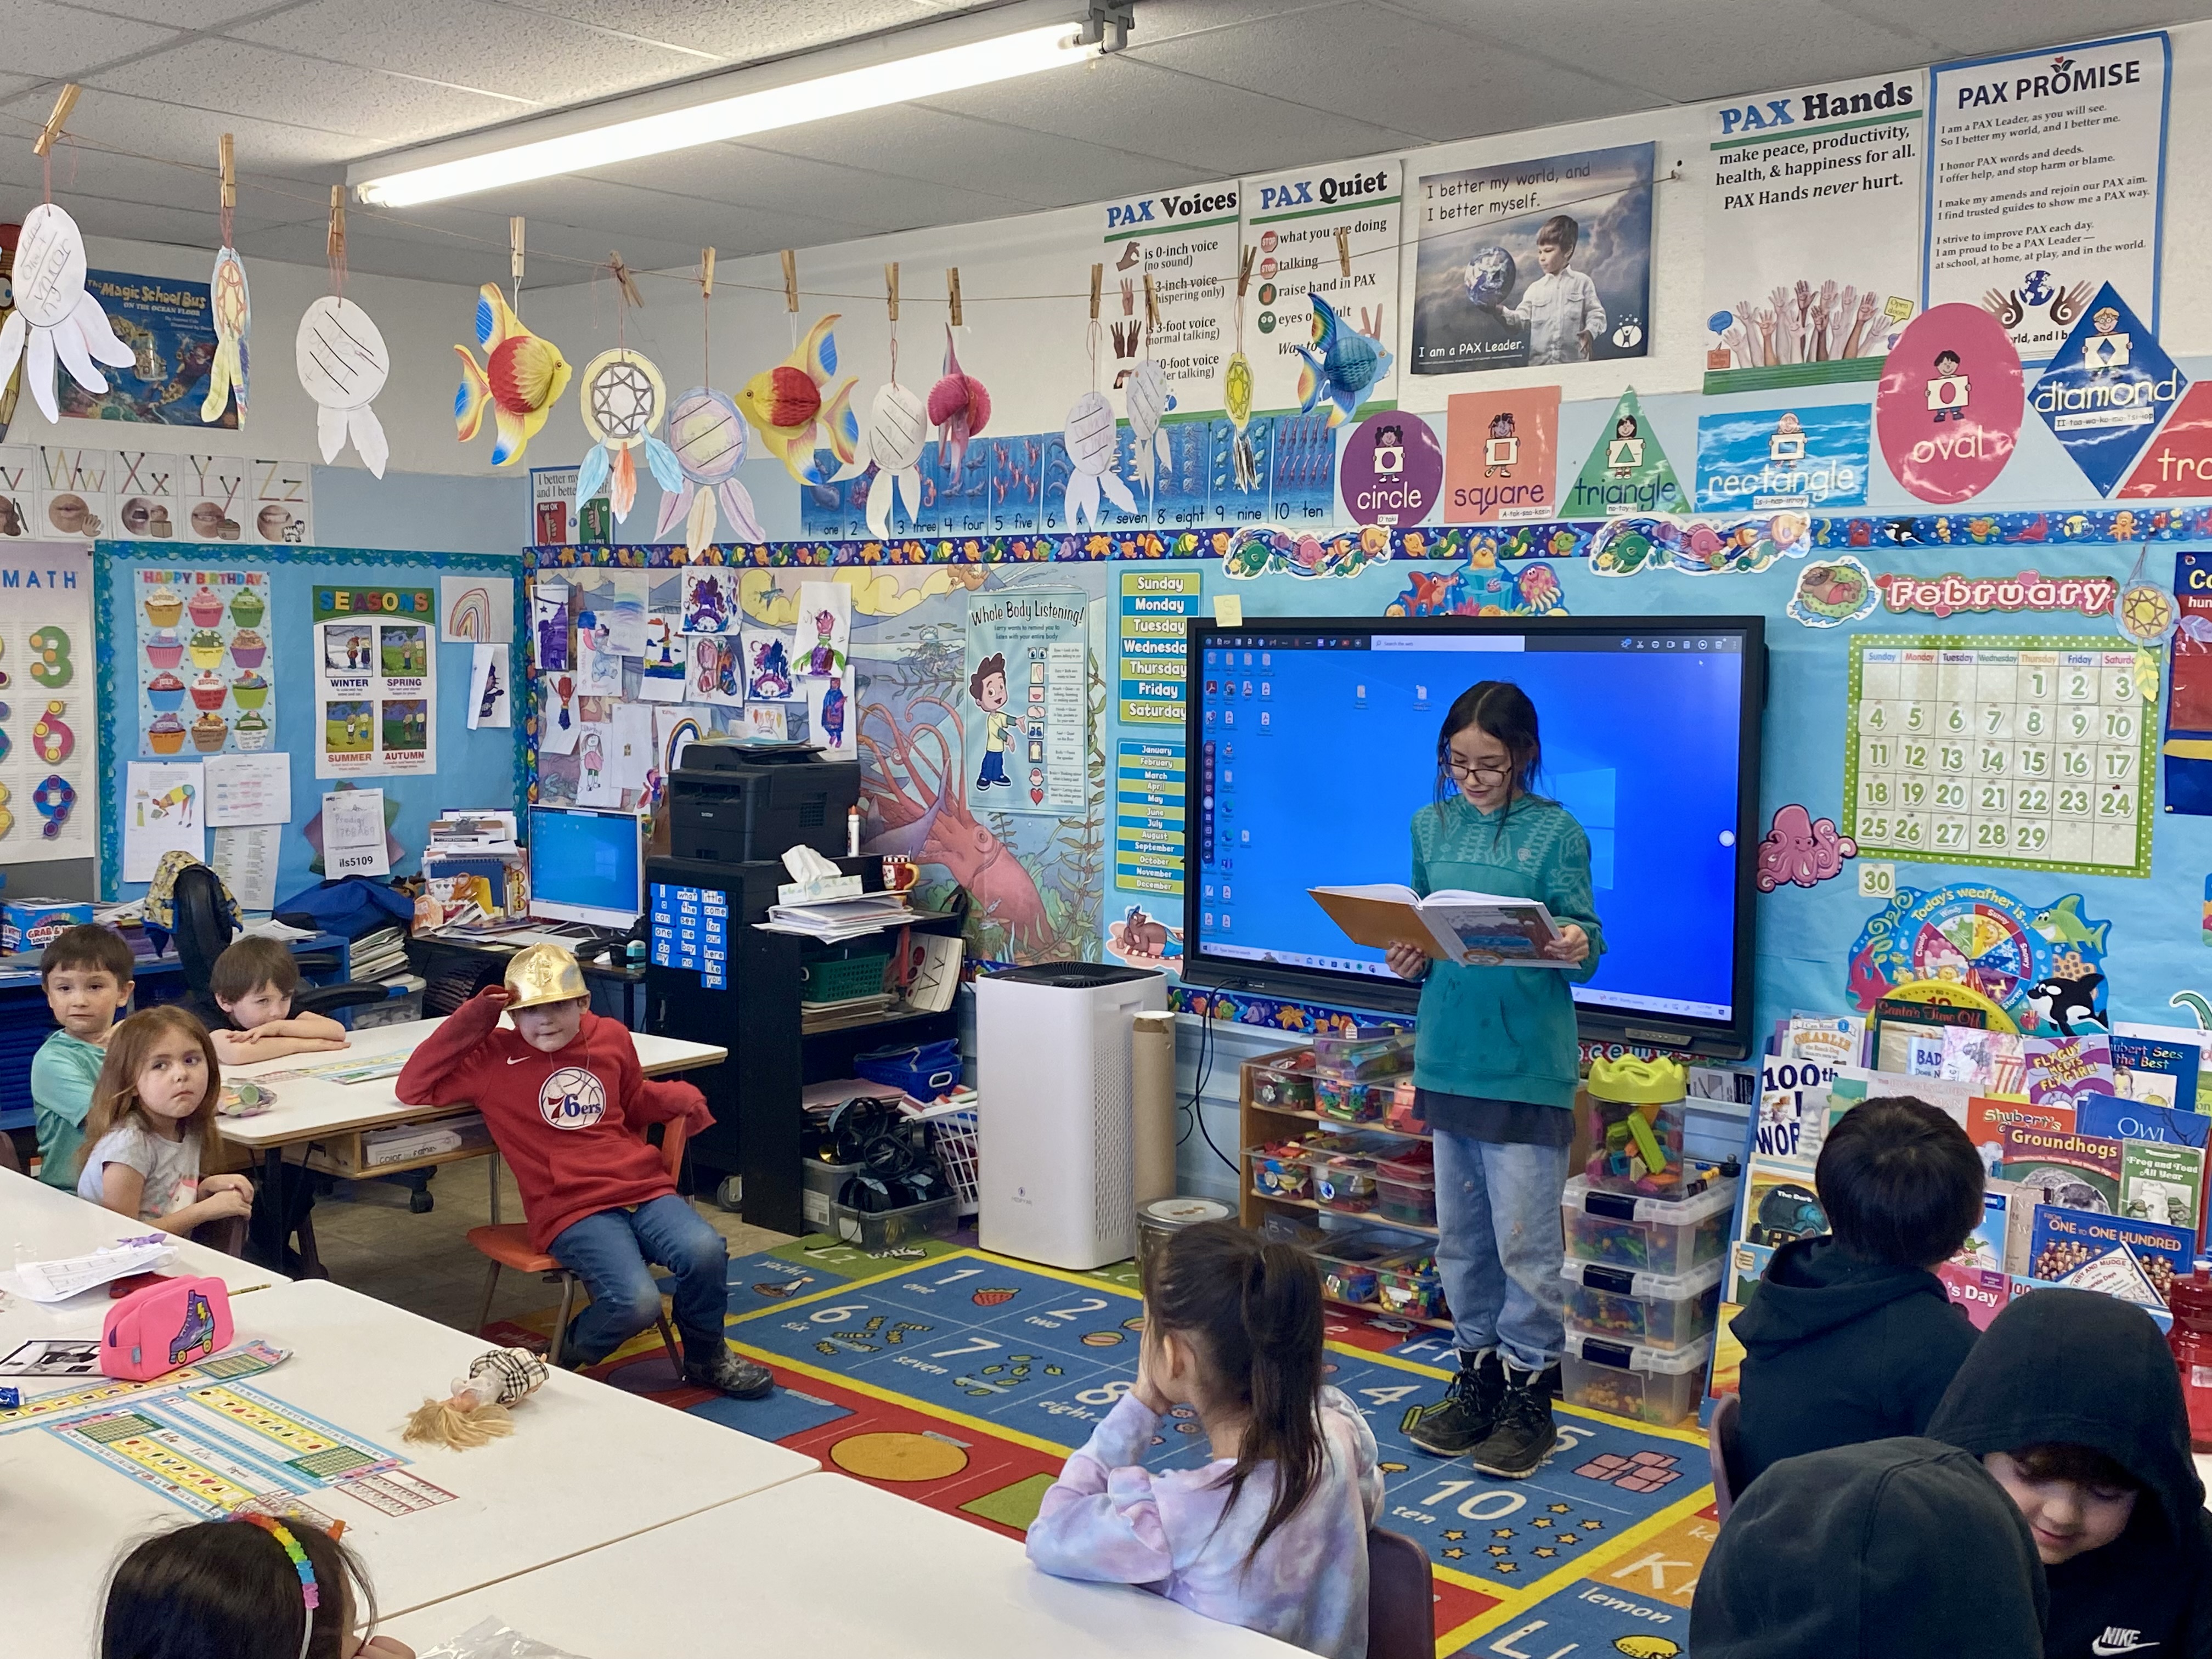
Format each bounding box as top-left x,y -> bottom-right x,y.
217,1018 -> 729,1262
384,1470 -> 1304,1658
0,1165 -> 282,1336
0,1278 -> 817,1658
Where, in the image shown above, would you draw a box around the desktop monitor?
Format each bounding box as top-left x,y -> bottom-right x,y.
1180,615 -> 1766,1057
528,806 -> 645,929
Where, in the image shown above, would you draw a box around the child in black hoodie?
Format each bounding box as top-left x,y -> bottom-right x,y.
1690,1436 -> 2046,1658
1734,1096 -> 1982,1482
1928,1286 -> 2212,1659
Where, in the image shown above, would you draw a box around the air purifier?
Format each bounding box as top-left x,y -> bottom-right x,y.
977,961 -> 1169,1268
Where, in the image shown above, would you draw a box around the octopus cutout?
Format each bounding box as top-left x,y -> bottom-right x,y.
0,204 -> 134,424
1756,803 -> 1857,893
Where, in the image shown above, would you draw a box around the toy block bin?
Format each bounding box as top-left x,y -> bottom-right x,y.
1560,1255 -> 1725,1352
1561,1171 -> 1737,1277
1582,1055 -> 1689,1198
1559,1330 -> 1715,1427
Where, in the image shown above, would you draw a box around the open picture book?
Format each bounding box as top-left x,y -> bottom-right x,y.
1308,883 -> 1571,967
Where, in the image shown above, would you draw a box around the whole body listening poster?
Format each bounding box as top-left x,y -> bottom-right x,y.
1701,71 -> 1926,392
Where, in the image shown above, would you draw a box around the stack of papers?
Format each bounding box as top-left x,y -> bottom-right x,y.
757,891 -> 916,942
349,925 -> 410,981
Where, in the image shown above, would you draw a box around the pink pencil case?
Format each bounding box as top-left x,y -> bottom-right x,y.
102,1276 -> 233,1380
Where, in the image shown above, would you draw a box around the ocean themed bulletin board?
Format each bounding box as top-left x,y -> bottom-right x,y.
95,544 -> 526,902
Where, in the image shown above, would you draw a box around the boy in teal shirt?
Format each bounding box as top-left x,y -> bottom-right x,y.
31,924 -> 136,1186
1386,683 -> 1603,1479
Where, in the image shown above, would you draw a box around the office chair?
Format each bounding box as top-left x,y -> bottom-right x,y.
1709,1390 -> 1752,1520
171,861 -> 390,1022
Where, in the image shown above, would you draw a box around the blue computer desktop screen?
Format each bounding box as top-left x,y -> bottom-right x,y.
1189,628 -> 1751,1023
529,807 -> 643,921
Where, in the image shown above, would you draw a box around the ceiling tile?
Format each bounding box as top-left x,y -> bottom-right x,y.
1,86 -> 365,173
1382,0 -> 1940,103
53,0 -> 313,27
399,174 -> 874,257
232,0 -> 716,108
577,144 -> 1037,223
88,38 -> 532,146
1821,1 -> 2212,59
473,0 -> 999,63
748,99 -> 1212,204
2,1 -> 180,76
36,194 -> 284,251
924,51 -> 1420,174
1131,3 -> 1655,142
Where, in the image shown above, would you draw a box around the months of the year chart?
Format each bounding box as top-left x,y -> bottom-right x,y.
1843,636 -> 2155,878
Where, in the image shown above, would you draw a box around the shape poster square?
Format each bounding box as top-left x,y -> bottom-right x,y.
1843,635 -> 2155,877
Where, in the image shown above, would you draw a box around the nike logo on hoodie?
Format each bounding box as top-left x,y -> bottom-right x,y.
2092,1630 -> 2158,1655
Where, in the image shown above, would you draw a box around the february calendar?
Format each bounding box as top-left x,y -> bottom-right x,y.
1843,636 -> 2156,879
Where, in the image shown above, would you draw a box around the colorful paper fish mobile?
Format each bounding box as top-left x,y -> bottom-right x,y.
575,348 -> 680,522
737,314 -> 857,486
455,285 -> 571,467
1295,294 -> 1392,426
0,204 -> 135,424
927,327 -> 992,474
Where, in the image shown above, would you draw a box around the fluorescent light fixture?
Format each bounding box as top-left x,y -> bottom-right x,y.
352,5 -> 1101,207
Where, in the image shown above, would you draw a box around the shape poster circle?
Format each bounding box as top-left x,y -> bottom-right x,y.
1876,302 -> 2023,504
1339,411 -> 1442,527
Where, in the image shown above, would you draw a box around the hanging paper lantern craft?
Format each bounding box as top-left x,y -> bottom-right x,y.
863,380 -> 929,539
455,284 -> 571,467
1123,356 -> 1173,503
574,348 -> 680,522
927,326 -> 992,476
200,245 -> 249,425
1060,391 -> 1137,529
0,204 -> 134,424
736,314 -> 859,486
296,295 -> 391,477
656,387 -> 763,556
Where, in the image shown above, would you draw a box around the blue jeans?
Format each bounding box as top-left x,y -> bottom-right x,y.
547,1194 -> 729,1366
1432,1131 -> 1571,1372
978,748 -> 1007,787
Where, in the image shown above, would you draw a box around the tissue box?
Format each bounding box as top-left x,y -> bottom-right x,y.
3,899 -> 94,955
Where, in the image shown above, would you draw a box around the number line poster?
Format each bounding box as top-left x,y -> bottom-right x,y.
1842,634 -> 2155,878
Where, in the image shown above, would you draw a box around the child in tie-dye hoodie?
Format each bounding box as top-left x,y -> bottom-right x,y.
1026,1221 -> 1384,1657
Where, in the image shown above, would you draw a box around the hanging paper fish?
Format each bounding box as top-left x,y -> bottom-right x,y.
656,387 -> 763,556
735,314 -> 858,486
1124,357 -> 1174,504
1061,391 -> 1137,529
574,348 -> 680,523
1224,348 -> 1257,492
200,245 -> 249,425
0,204 -> 134,424
296,296 -> 390,477
862,381 -> 928,540
927,327 -> 992,476
1295,293 -> 1393,426
455,284 -> 571,467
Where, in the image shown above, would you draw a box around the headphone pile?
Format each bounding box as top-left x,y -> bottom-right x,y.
808,1094 -> 951,1214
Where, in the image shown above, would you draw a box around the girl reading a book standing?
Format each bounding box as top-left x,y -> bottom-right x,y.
1385,681 -> 1602,1478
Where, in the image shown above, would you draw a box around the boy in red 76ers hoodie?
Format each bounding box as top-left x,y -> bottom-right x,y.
397,944 -> 771,1398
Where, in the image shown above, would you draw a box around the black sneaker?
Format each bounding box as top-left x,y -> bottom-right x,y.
1408,1349 -> 1504,1457
1471,1362 -> 1559,1479
683,1342 -> 775,1400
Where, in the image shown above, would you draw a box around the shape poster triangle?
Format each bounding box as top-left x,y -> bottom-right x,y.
1564,387 -> 1684,517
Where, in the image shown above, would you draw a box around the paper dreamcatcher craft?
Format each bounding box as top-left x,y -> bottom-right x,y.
658,387 -> 763,554
575,348 -> 680,522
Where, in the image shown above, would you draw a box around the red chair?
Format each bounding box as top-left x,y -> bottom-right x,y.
1367,1526 -> 1435,1659
467,1119 -> 690,1369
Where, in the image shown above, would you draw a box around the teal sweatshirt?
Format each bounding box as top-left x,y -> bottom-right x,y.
1409,793 -> 1605,1109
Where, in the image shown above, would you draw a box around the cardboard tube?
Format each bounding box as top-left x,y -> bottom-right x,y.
1131,1011 -> 1178,1209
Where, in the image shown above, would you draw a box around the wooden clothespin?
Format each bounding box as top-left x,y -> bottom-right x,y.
1089,262 -> 1103,321
946,267 -> 963,328
781,250 -> 799,315
608,251 -> 642,308
700,247 -> 716,299
509,218 -> 526,287
326,186 -> 346,263
884,261 -> 900,322
1142,273 -> 1160,332
1237,245 -> 1255,297
217,134 -> 235,213
35,84 -> 80,157
1335,227 -> 1351,281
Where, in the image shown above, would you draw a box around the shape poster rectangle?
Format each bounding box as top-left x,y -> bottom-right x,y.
1843,635 -> 2155,878
1926,32 -> 2170,362
1410,143 -> 1652,376
1701,71 -> 1926,391
1696,404 -> 1871,511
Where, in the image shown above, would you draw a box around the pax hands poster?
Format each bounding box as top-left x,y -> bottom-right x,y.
61,272 -> 232,428
1410,143 -> 1652,376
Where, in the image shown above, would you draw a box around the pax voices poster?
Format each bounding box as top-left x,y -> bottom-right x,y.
312,585 -> 437,778
1701,71 -> 1926,392
1410,144 -> 1652,375
1926,32 -> 2170,363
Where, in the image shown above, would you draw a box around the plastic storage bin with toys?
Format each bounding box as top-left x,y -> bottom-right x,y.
1559,1329 -> 1716,1426
1583,1054 -> 1690,1198
1561,1168 -> 1738,1277
1560,1256 -> 1725,1352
